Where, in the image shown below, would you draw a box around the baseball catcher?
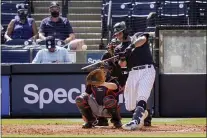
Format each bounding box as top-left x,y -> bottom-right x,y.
75,63 -> 122,128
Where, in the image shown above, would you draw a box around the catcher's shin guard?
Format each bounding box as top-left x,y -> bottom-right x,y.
103,95 -> 122,128
108,106 -> 122,128
75,95 -> 97,128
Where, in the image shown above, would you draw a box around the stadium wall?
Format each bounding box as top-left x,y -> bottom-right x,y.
1,63 -> 206,118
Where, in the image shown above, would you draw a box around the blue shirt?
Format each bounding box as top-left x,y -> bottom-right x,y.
127,32 -> 153,69
32,46 -> 72,63
39,17 -> 74,40
11,17 -> 34,39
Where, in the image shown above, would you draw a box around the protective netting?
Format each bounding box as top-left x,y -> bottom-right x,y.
102,0 -> 207,38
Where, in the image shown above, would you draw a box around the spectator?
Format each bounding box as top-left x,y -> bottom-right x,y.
4,3 -> 38,42
38,1 -> 75,44
32,36 -> 72,63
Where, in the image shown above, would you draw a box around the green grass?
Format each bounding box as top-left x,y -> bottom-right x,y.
2,118 -> 206,137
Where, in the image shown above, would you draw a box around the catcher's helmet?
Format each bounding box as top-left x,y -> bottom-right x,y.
107,38 -> 120,49
99,62 -> 113,71
46,36 -> 56,49
113,21 -> 126,36
110,38 -> 120,45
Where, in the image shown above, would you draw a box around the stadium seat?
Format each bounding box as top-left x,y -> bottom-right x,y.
102,2 -> 131,37
104,0 -> 133,4
1,0 -> 26,3
103,3 -> 131,16
1,14 -> 16,26
131,17 -> 147,33
134,0 -> 157,3
1,50 -> 30,63
159,1 -> 188,25
197,1 -> 207,25
4,39 -> 28,45
131,2 -> 156,33
1,2 -> 17,13
32,49 -> 40,60
133,2 -> 156,17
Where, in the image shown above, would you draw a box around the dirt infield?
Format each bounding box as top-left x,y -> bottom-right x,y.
2,124 -> 206,136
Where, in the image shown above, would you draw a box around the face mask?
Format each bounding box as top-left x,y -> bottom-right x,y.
51,11 -> 59,18
18,10 -> 28,20
105,71 -> 111,81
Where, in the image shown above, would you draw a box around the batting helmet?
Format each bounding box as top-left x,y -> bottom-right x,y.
113,21 -> 126,36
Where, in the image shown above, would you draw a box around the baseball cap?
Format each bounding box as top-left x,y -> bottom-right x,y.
16,3 -> 28,11
45,36 -> 56,49
49,1 -> 60,8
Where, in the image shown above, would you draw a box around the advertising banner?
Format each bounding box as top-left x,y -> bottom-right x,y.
1,76 -> 10,116
12,75 -> 130,116
86,53 -> 103,64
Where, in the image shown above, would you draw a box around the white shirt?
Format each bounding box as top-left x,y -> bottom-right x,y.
32,46 -> 72,63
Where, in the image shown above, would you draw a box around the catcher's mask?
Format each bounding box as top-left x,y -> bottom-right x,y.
99,62 -> 112,80
107,38 -> 120,50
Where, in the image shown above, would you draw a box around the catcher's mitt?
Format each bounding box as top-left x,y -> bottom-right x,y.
86,69 -> 106,86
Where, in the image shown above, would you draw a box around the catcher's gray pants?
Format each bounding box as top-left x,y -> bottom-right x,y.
88,96 -> 111,118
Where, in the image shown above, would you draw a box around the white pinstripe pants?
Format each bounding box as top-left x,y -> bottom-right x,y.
124,65 -> 156,111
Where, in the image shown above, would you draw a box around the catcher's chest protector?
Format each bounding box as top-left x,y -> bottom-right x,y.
91,86 -> 115,106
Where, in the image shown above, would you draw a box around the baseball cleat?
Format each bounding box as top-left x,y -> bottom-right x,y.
122,110 -> 148,130
82,122 -> 94,128
111,119 -> 122,128
137,110 -> 148,129
122,120 -> 138,130
82,119 -> 98,129
96,117 -> 109,126
144,109 -> 152,127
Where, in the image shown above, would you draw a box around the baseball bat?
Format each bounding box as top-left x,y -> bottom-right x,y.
81,55 -> 119,70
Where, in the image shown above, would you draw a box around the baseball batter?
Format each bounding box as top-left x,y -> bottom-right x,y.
113,21 -> 156,130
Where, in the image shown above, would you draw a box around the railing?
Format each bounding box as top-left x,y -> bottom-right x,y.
1,47 -> 106,64
106,0 -> 112,44
62,0 -> 69,17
